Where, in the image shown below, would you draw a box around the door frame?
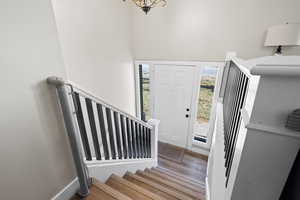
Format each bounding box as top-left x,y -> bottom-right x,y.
134,60 -> 224,153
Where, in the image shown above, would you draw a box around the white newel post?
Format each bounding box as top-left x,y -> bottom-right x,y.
148,119 -> 160,166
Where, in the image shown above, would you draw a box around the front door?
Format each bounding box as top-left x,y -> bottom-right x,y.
153,64 -> 196,148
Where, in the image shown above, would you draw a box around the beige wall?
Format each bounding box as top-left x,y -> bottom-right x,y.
132,0 -> 300,61
0,0 -> 76,199
52,0 -> 136,115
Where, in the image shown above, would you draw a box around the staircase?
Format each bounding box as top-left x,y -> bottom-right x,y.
72,166 -> 205,200
47,76 -> 206,200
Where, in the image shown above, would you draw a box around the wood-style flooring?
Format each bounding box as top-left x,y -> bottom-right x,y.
158,142 -> 208,183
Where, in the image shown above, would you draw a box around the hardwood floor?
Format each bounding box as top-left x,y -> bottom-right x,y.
158,141 -> 185,163
158,142 -> 208,183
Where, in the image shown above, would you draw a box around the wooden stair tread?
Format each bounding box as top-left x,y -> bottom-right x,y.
159,156 -> 203,173
155,167 -> 205,187
108,174 -> 166,200
124,172 -> 193,200
106,178 -> 152,200
158,158 -> 206,182
145,168 -> 205,193
136,170 -> 203,200
92,178 -> 132,200
124,173 -> 176,200
83,185 -> 119,200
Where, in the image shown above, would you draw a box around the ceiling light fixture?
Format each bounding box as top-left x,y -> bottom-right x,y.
123,0 -> 167,14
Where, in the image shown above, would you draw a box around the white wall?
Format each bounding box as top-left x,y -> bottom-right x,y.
51,0 -> 300,115
0,0 -> 76,199
132,0 -> 300,61
52,0 -> 136,115
1,1 -> 299,199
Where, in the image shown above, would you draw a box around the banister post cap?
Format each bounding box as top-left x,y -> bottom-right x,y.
147,119 -> 160,127
225,52 -> 237,61
47,76 -> 65,86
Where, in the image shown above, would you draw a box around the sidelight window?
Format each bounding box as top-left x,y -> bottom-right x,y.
194,66 -> 218,143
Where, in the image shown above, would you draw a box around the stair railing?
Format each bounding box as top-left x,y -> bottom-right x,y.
47,76 -> 159,197
221,60 -> 250,186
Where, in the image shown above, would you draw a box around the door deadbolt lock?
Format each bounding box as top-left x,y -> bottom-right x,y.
186,108 -> 190,111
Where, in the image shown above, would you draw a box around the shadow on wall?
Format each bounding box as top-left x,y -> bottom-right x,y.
32,80 -> 76,197
280,149 -> 300,200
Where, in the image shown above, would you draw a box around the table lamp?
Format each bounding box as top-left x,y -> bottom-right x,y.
265,23 -> 300,55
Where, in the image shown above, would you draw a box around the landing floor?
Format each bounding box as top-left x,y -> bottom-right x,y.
158,141 -> 208,183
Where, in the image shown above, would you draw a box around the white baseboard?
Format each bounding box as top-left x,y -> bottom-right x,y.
206,177 -> 211,200
51,178 -> 79,200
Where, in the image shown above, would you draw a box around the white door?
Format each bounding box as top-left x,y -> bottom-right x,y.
153,64 -> 196,148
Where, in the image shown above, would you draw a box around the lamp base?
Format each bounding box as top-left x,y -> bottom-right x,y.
275,45 -> 282,55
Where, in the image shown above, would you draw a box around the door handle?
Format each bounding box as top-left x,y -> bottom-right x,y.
185,114 -> 189,118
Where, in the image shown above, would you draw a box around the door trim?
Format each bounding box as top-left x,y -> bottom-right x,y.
134,60 -> 224,150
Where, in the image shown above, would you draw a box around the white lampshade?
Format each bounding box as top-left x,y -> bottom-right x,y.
265,23 -> 300,47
